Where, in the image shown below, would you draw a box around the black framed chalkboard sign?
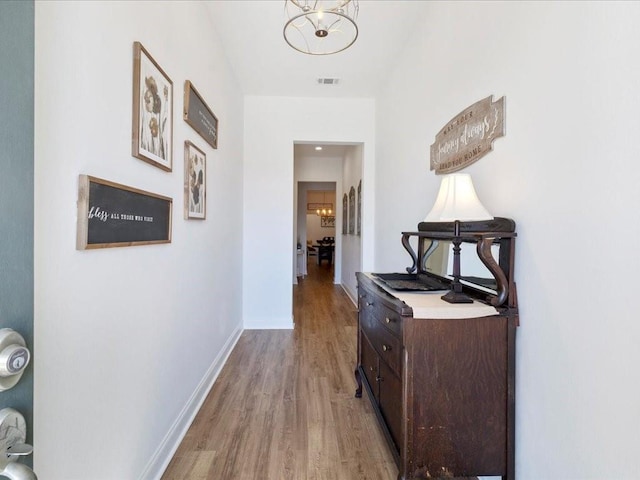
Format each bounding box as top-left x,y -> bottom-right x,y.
77,175 -> 172,250
183,80 -> 218,149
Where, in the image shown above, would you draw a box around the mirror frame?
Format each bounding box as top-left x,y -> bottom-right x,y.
402,217 -> 516,307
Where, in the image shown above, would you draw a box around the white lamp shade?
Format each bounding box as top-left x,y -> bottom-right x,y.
424,173 -> 493,222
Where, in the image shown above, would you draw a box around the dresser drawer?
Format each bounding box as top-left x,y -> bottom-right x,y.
373,322 -> 401,376
360,316 -> 402,377
379,358 -> 402,453
359,280 -> 403,337
360,332 -> 379,397
374,303 -> 402,337
359,304 -> 377,334
358,288 -> 376,312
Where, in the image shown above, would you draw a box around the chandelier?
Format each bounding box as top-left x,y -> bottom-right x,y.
316,191 -> 333,216
283,0 -> 359,55
316,204 -> 332,216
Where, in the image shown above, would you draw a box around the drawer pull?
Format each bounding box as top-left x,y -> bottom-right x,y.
385,317 -> 392,324
376,376 -> 381,382
369,366 -> 374,372
366,301 -> 374,307
382,344 -> 391,352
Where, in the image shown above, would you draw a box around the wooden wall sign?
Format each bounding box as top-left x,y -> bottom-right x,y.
183,80 -> 218,149
77,175 -> 172,249
430,95 -> 505,174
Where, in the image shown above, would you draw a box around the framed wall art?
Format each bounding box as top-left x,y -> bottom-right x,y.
348,186 -> 356,235
184,141 -> 206,219
321,216 -> 335,228
77,175 -> 172,250
342,193 -> 348,235
357,180 -> 361,236
184,80 -> 218,149
132,41 -> 173,171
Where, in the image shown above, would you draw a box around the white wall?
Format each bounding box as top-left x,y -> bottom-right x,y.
341,145 -> 363,302
375,2 -> 640,479
243,97 -> 375,329
34,2 -> 244,479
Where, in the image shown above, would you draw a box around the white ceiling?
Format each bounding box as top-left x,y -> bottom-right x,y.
205,0 -> 430,98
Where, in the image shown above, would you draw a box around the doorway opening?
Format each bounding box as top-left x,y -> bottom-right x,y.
292,142 -> 363,306
297,182 -> 337,281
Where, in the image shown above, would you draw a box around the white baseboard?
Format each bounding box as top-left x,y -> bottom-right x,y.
139,324 -> 243,480
341,283 -> 358,307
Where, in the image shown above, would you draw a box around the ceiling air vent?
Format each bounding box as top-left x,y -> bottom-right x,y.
317,78 -> 340,85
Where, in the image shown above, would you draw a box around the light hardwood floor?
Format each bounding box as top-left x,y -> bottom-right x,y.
161,261 -> 398,480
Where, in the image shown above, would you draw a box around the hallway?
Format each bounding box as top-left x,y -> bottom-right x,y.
162,261 -> 397,479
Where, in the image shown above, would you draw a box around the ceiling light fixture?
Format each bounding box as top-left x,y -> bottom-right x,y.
283,0 -> 359,55
316,191 -> 333,216
315,146 -> 323,151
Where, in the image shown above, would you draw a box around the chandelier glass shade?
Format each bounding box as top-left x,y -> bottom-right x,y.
283,0 -> 359,55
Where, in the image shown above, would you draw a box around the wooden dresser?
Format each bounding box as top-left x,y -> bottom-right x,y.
355,218 -> 518,480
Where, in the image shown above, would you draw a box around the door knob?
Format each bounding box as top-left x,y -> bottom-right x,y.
0,329 -> 31,392
0,463 -> 37,480
0,408 -> 37,479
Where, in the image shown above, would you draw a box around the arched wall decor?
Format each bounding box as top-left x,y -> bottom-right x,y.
348,186 -> 355,235
342,193 -> 348,234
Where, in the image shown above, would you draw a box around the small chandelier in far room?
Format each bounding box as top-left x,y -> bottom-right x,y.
283,0 -> 359,55
316,205 -> 332,216
316,191 -> 333,216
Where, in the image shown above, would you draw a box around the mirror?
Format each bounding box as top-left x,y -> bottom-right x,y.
422,240 -> 500,294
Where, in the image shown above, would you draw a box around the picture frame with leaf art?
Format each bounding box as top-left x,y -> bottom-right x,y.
132,41 -> 173,171
184,141 -> 206,219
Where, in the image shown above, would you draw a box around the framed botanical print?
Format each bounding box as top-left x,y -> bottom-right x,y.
132,41 -> 173,171
184,141 -> 206,219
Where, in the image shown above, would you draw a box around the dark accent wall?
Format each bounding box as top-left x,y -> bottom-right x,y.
0,0 -> 35,457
